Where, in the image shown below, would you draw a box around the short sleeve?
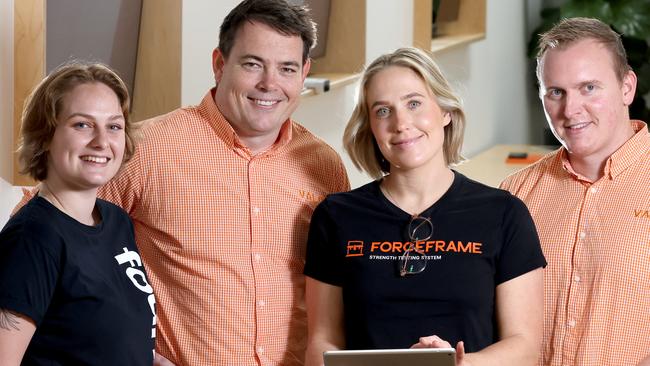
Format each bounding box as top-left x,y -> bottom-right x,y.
0,221 -> 61,325
496,195 -> 547,284
304,200 -> 344,286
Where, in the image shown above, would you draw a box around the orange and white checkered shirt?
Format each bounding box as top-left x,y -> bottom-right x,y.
99,90 -> 350,365
501,121 -> 650,366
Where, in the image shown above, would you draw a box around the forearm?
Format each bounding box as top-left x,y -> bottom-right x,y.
0,309 -> 36,366
464,333 -> 539,366
305,278 -> 345,366
305,338 -> 342,366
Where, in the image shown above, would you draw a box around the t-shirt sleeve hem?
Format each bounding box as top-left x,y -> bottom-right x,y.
0,297 -> 43,325
303,271 -> 342,287
496,256 -> 547,285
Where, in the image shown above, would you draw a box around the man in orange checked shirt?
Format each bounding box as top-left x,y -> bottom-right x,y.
501,18 -> 649,366
98,0 -> 349,365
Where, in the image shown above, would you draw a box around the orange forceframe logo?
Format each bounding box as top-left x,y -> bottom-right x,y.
346,240 -> 364,257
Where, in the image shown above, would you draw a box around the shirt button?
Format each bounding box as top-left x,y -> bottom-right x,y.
258,346 -> 265,354
590,187 -> 597,193
574,275 -> 581,282
254,253 -> 261,262
567,319 -> 576,327
253,207 -> 261,215
579,232 -> 586,239
258,300 -> 265,307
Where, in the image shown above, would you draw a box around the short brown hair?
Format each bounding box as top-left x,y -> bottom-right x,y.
343,47 -> 466,180
218,0 -> 317,63
536,17 -> 631,82
18,61 -> 135,181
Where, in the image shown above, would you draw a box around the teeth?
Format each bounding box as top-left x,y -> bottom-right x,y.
81,156 -> 108,163
255,99 -> 276,106
568,122 -> 589,130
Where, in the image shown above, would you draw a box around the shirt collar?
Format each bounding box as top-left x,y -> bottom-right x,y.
197,88 -> 293,158
560,120 -> 649,181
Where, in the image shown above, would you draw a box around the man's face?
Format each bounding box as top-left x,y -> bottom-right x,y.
539,39 -> 636,163
212,21 -> 310,152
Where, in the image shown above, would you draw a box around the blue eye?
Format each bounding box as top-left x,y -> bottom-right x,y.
375,107 -> 390,118
408,100 -> 421,109
74,122 -> 90,128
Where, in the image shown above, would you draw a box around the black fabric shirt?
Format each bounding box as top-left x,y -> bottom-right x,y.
305,171 -> 546,352
0,197 -> 155,365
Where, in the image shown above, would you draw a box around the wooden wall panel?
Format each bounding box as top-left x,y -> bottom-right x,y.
13,0 -> 44,186
309,0 -> 365,74
436,0 -> 486,36
130,0 -> 182,122
413,0 -> 433,50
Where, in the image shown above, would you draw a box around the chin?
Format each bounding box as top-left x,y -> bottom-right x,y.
78,176 -> 112,190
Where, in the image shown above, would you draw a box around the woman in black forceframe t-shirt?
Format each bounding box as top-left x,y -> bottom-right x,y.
304,47 -> 546,366
0,62 -> 155,365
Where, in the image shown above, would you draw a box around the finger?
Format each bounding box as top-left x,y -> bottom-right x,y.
430,335 -> 452,348
456,341 -> 465,363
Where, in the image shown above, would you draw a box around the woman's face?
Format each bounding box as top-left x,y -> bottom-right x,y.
366,66 -> 450,174
46,82 -> 126,192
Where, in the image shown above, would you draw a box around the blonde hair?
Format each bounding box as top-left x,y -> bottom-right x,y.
18,61 -> 136,181
536,17 -> 631,83
343,47 -> 465,179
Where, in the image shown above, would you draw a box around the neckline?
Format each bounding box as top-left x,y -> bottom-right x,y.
376,170 -> 461,218
35,196 -> 105,232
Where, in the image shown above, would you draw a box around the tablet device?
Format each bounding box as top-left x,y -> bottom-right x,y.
323,347 -> 456,366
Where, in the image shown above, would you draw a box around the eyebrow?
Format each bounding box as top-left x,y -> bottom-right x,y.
370,92 -> 425,109
545,79 -> 603,91
240,54 -> 301,68
65,113 -> 125,121
578,80 -> 602,87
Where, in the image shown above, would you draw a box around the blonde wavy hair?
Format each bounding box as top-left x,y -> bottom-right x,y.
343,47 -> 466,180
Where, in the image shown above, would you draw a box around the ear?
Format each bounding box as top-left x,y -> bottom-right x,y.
442,111 -> 452,127
301,58 -> 312,81
212,48 -> 226,84
621,70 -> 637,106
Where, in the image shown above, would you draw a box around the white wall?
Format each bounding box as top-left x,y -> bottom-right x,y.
180,0 -> 241,105
0,0 -> 545,225
437,0 -> 533,159
365,0 -> 414,63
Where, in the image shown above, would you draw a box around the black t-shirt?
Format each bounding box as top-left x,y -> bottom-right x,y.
0,197 -> 155,365
305,171 -> 546,352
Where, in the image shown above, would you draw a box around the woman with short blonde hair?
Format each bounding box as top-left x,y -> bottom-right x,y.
305,47 -> 545,366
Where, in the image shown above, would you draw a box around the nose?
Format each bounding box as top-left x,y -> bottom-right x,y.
563,91 -> 582,119
392,107 -> 411,132
257,69 -> 278,91
91,128 -> 109,149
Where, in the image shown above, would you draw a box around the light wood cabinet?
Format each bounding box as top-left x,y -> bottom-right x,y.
414,0 -> 486,53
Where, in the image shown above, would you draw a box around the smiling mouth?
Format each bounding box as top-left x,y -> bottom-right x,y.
250,98 -> 279,107
81,156 -> 110,163
565,122 -> 591,131
392,135 -> 423,146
